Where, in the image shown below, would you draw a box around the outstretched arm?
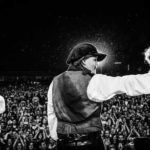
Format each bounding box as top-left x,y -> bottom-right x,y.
87,73 -> 150,102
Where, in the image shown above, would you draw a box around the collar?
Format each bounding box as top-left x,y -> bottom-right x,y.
67,64 -> 94,77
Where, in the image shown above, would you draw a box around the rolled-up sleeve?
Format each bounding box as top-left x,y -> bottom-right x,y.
87,73 -> 150,102
47,81 -> 58,141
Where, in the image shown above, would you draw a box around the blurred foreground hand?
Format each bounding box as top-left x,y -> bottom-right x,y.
0,95 -> 5,114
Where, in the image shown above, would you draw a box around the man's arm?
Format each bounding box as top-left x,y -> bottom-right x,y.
87,73 -> 150,102
0,95 -> 5,114
47,81 -> 58,141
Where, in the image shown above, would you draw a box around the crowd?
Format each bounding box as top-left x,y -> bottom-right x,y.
0,81 -> 149,150
0,81 -> 56,150
101,94 -> 150,150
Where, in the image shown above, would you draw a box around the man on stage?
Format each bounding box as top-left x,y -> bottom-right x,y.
47,43 -> 106,150
47,43 -> 150,150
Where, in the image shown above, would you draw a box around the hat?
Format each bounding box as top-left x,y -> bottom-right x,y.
66,43 -> 106,65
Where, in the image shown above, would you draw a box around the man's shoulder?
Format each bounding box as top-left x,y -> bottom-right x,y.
54,71 -> 83,78
53,71 -> 91,84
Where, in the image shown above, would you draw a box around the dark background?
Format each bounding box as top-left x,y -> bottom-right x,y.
1,1 -> 150,76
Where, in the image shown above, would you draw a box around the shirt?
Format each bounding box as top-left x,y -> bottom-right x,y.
47,72 -> 150,141
47,81 -> 58,141
87,73 -> 150,102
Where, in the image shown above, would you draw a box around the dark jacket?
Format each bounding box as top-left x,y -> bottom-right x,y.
52,65 -> 102,134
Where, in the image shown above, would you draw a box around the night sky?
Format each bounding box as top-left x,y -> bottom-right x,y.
1,1 -> 150,76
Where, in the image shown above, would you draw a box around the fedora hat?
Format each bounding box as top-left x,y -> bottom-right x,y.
66,43 -> 106,65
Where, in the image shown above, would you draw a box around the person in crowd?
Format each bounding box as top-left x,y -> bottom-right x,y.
27,142 -> 35,150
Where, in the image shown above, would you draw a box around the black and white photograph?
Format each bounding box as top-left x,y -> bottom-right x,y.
0,1 -> 150,150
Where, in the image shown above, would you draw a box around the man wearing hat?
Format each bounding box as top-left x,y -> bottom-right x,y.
47,43 -> 106,150
48,42 -> 150,150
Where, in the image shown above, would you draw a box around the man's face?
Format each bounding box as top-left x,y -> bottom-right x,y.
17,143 -> 22,150
1,122 -> 5,128
118,135 -> 124,142
29,142 -> 34,150
41,142 -> 46,149
105,130 -> 110,138
8,138 -> 12,145
83,56 -> 98,73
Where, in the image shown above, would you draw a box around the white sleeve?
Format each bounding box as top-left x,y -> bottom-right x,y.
87,73 -> 150,102
0,95 -> 5,114
47,81 -> 58,141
